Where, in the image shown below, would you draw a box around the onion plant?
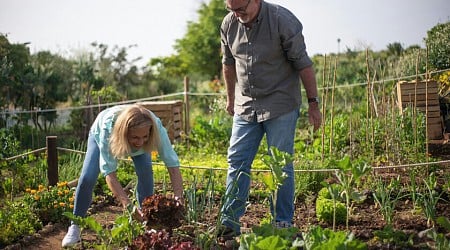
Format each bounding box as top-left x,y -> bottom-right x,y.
372,176 -> 406,226
417,173 -> 443,228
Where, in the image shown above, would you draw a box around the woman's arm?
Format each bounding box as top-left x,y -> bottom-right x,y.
167,167 -> 183,199
105,172 -> 144,220
105,172 -> 131,208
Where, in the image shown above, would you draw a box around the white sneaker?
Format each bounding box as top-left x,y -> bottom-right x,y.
62,224 -> 81,247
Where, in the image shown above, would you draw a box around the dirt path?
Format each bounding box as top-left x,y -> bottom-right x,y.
4,204 -> 123,250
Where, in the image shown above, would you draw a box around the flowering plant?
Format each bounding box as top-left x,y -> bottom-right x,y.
23,181 -> 75,224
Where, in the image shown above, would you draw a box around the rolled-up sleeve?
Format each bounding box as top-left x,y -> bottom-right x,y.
221,15 -> 236,66
279,12 -> 313,71
93,113 -> 119,176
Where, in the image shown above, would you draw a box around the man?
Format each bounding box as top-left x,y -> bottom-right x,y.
219,0 -> 322,238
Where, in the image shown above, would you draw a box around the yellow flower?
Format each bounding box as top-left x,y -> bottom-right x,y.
69,197 -> 74,202
54,204 -> 59,208
38,184 -> 45,191
34,195 -> 40,201
151,151 -> 159,160
57,181 -> 68,188
64,190 -> 70,194
26,188 -> 31,193
70,204 -> 74,209
59,202 -> 66,207
30,189 -> 37,194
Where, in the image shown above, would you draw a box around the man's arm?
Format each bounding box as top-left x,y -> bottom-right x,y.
223,64 -> 237,116
299,66 -> 322,131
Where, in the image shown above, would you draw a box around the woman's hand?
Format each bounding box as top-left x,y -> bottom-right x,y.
127,204 -> 145,222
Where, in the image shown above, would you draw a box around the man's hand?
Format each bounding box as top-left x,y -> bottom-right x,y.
308,103 -> 322,131
226,99 -> 235,116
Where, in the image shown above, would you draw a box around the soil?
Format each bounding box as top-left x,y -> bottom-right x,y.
3,144 -> 450,250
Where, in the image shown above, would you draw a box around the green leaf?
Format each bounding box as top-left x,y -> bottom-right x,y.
84,217 -> 104,234
253,235 -> 289,250
262,174 -> 276,191
437,216 -> 450,231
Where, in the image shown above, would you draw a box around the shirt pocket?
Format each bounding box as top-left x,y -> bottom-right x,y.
253,38 -> 282,65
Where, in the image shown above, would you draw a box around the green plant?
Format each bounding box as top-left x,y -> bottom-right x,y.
188,97 -> 232,154
300,225 -> 367,250
240,222 -> 302,250
315,186 -> 346,227
0,201 -> 42,247
64,208 -> 145,249
372,176 -> 405,226
418,173 -> 444,227
332,156 -> 371,229
0,128 -> 40,199
423,216 -> 450,250
23,181 -> 75,224
58,142 -> 86,182
184,168 -> 216,225
407,169 -> 420,209
261,146 -> 293,228
373,225 -> 413,248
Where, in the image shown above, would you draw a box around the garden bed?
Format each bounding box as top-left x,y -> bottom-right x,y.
4,166 -> 449,250
2,146 -> 449,250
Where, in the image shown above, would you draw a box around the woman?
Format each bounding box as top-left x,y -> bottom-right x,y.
62,104 -> 184,247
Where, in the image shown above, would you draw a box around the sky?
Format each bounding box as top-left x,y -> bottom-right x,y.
1,0 -> 449,67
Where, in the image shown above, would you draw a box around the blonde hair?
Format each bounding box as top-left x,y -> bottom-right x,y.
109,104 -> 160,157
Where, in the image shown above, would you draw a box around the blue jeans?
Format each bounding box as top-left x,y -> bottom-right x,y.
73,136 -> 154,217
221,109 -> 299,233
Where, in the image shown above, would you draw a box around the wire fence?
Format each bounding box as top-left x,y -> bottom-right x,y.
3,140 -> 449,187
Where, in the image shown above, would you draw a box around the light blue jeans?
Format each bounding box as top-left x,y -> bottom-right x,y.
73,136 -> 154,217
221,109 -> 299,233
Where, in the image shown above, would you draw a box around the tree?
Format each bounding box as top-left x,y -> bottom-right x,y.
0,34 -> 31,112
28,51 -> 74,132
174,0 -> 227,79
90,43 -> 141,98
386,42 -> 404,57
425,21 -> 450,71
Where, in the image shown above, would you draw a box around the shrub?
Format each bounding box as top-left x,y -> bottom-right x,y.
0,202 -> 42,247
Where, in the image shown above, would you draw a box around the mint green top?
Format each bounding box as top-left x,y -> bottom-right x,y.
90,105 -> 180,176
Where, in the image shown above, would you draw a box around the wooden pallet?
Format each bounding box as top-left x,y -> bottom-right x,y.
396,80 -> 443,140
138,100 -> 184,143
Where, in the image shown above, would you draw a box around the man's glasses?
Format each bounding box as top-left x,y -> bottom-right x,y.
226,0 -> 251,15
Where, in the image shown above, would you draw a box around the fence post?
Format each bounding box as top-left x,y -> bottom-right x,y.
46,136 -> 58,186
184,76 -> 190,136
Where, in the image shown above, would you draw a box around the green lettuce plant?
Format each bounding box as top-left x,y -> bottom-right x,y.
299,225 -> 367,250
240,222 -> 301,250
315,186 -> 346,227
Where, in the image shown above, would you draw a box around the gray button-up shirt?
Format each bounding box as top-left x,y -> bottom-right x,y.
221,1 -> 313,122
